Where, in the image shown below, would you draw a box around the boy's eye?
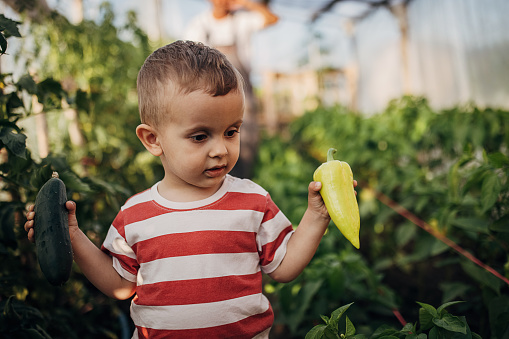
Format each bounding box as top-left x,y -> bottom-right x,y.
226,129 -> 239,137
191,134 -> 208,142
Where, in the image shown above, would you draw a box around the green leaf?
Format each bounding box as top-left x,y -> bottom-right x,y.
417,302 -> 438,318
450,217 -> 490,234
17,74 -> 38,94
288,279 -> 323,333
330,302 -> 354,325
494,312 -> 509,339
428,326 -> 438,339
7,92 -> 24,112
489,215 -> 509,232
461,260 -> 502,294
488,295 -> 509,339
481,173 -> 501,212
371,325 -> 399,338
437,301 -> 465,315
323,326 -> 340,339
30,165 -> 54,189
58,171 -> 93,193
430,237 -> 450,256
440,283 -> 471,303
36,78 -> 65,108
0,204 -> 17,250
418,307 -> 435,331
428,326 -> 456,339
0,33 -> 6,55
305,324 -> 326,339
320,315 -> 330,325
401,323 -> 414,333
0,14 -> 22,38
432,314 -> 466,334
451,316 -> 475,339
0,127 -> 27,159
395,222 -> 417,247
487,152 -> 509,168
345,316 -> 355,336
448,155 -> 471,201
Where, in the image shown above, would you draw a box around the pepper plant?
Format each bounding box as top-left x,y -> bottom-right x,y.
305,301 -> 482,339
254,97 -> 509,338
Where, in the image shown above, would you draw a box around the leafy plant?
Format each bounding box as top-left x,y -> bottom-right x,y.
306,301 -> 482,339
254,98 -> 509,337
0,11 -> 151,338
0,14 -> 21,55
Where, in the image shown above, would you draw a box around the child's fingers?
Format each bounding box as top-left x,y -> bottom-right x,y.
27,228 -> 35,243
24,204 -> 36,242
65,201 -> 79,228
24,219 -> 33,232
65,200 -> 76,212
26,210 -> 35,221
309,181 -> 322,192
308,182 -> 325,206
312,181 -> 357,196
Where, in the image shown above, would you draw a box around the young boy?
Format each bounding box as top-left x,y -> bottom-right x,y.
25,40 -> 355,338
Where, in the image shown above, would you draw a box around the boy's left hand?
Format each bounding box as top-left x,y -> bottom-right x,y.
308,180 -> 358,220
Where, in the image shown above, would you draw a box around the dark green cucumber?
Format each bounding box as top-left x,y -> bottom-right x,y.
34,172 -> 73,286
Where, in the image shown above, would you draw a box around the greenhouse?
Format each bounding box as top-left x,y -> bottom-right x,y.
1,0 -> 508,338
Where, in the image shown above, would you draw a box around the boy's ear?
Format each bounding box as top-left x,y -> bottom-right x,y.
136,124 -> 163,156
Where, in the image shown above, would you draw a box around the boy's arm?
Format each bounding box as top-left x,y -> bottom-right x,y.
69,222 -> 137,300
268,181 -> 329,283
269,180 -> 357,283
25,202 -> 136,300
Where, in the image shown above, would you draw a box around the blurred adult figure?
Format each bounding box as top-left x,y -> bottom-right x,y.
185,0 -> 279,178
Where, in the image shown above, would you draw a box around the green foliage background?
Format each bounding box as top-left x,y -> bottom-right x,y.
1,7 -> 508,339
253,99 -> 509,338
1,8 -> 156,338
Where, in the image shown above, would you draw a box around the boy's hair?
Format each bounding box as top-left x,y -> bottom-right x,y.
137,40 -> 244,126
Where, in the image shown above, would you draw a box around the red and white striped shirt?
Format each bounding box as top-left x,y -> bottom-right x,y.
101,175 -> 294,338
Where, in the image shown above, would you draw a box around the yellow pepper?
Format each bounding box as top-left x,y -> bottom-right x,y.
313,148 -> 360,249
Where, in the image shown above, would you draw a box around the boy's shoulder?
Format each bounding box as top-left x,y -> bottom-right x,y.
117,177 -> 270,213
121,186 -> 154,210
227,176 -> 268,196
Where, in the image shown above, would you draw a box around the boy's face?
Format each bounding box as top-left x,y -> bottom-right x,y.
155,89 -> 244,199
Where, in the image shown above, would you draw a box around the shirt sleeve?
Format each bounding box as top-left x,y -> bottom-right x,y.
101,211 -> 139,283
257,194 -> 294,274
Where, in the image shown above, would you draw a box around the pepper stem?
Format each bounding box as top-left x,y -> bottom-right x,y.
327,148 -> 337,162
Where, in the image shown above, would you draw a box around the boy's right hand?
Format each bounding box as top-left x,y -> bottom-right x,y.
24,201 -> 79,243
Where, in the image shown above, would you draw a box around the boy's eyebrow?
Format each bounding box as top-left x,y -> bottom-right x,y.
185,119 -> 244,133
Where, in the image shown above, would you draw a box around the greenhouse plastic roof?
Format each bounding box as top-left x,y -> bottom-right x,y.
271,0 -> 408,21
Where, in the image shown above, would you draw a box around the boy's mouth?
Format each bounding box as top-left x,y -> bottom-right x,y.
205,165 -> 227,177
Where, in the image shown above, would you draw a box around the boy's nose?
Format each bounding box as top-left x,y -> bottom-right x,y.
209,139 -> 228,158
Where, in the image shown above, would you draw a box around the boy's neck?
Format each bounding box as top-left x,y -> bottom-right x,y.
157,177 -> 226,203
